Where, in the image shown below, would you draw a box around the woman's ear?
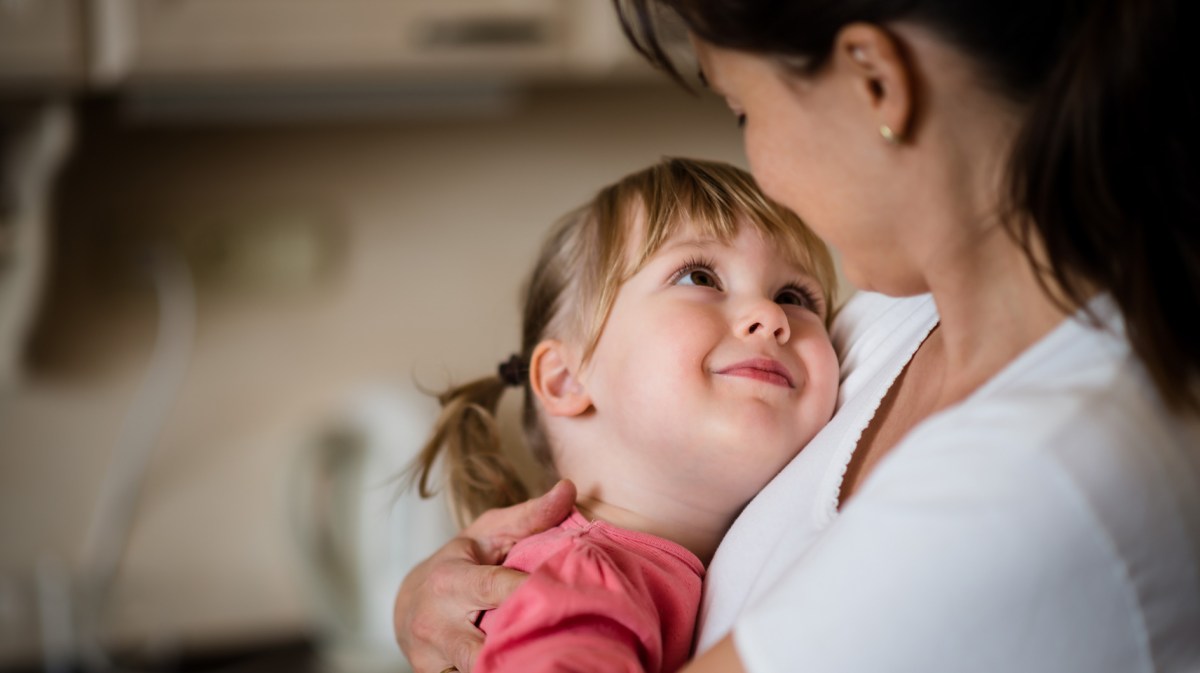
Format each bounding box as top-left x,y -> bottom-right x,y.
835,22 -> 914,143
529,340 -> 592,417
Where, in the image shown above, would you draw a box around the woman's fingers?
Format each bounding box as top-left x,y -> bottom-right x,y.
395,537 -> 482,672
447,632 -> 484,673
422,545 -> 530,612
463,564 -> 531,611
417,553 -> 528,672
466,479 -> 578,562
395,480 -> 577,673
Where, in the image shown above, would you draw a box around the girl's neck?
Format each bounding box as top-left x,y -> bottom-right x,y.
573,492 -> 731,566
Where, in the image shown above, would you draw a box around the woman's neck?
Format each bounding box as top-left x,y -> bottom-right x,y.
924,223 -> 1074,408
911,58 -> 1073,402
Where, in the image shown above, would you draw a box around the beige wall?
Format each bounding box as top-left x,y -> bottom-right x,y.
0,82 -> 776,660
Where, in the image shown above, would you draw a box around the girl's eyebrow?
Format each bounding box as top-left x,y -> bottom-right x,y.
659,236 -> 815,274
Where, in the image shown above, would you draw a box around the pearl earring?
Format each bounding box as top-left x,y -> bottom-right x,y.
880,124 -> 901,144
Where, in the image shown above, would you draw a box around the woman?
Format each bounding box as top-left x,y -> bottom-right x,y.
394,1 -> 1200,671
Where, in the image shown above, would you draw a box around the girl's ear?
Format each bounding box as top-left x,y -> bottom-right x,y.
835,22 -> 914,142
529,340 -> 592,417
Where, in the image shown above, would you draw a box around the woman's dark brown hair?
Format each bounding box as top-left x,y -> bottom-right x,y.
615,0 -> 1200,413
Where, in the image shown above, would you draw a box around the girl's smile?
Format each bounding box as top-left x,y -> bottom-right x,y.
714,358 -> 795,388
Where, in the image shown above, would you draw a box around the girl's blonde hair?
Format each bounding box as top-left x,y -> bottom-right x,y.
411,157 -> 837,526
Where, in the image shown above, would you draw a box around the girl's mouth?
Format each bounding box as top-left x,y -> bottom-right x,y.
715,358 -> 795,388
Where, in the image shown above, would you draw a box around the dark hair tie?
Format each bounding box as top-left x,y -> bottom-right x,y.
497,354 -> 527,388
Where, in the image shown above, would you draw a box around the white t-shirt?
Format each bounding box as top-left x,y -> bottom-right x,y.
700,291 -> 1200,672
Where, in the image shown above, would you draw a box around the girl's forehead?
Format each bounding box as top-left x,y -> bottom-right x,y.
644,218 -> 815,274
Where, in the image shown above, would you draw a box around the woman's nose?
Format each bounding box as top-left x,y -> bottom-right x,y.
740,299 -> 791,344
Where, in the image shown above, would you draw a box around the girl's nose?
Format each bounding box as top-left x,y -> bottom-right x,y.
740,299 -> 791,344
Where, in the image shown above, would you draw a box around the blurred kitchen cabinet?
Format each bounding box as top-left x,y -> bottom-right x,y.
126,0 -> 581,83
1,0 -> 657,94
0,0 -> 87,90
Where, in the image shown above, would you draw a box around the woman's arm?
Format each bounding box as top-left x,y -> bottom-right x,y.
393,480 -> 577,673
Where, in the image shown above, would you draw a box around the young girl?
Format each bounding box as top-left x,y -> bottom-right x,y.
410,157 -> 839,673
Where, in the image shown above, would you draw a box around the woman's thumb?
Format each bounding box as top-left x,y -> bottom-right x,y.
466,479 -> 577,561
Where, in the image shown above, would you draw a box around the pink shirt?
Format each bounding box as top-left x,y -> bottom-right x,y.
476,510 -> 705,673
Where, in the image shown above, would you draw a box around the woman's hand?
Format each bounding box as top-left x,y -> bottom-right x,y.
393,479 -> 577,673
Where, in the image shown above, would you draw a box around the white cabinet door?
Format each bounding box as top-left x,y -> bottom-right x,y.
127,0 -> 568,82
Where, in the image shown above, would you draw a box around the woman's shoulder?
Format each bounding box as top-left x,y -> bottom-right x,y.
888,296 -> 1199,518
849,304 -> 1200,669
741,401 -> 1200,672
905,295 -> 1196,467
830,291 -> 935,345
878,361 -> 1200,530
734,299 -> 1200,670
831,291 -> 938,383
742,367 -> 1200,671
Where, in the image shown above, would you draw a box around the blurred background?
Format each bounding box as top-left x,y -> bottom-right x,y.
0,2 -> 793,672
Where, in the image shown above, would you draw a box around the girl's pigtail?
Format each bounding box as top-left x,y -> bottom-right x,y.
410,374 -> 530,528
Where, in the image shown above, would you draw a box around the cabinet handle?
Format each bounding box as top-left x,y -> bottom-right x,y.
417,15 -> 549,49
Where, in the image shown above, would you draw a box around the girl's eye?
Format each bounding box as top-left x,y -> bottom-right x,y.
672,261 -> 722,290
679,268 -> 719,288
776,285 -> 819,310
